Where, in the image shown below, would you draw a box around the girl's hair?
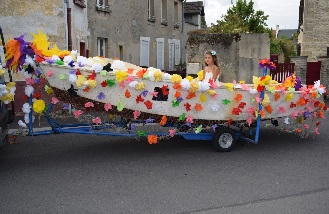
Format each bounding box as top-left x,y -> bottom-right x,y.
204,50 -> 219,67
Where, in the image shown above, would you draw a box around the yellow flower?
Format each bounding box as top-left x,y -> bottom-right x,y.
170,74 -> 182,83
76,75 -> 87,88
0,69 -> 5,76
6,82 -> 16,90
135,82 -> 146,90
253,76 -> 260,89
189,81 -> 199,93
33,99 -> 46,114
262,94 -> 270,106
197,70 -> 203,81
207,89 -> 216,96
200,93 -> 206,102
239,80 -> 245,84
115,70 -> 128,83
296,116 -> 305,124
0,93 -> 14,103
186,76 -> 193,82
87,79 -> 97,88
46,87 -> 53,95
285,93 -> 293,101
153,70 -> 163,82
224,83 -> 234,91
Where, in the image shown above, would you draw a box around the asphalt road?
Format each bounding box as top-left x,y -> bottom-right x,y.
1,107 -> 329,213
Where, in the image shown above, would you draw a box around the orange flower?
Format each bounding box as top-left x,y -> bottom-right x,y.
194,103 -> 203,111
275,92 -> 281,101
310,91 -> 317,98
125,89 -> 131,98
318,110 -> 324,118
319,102 -> 325,109
144,100 -> 153,109
297,97 -> 306,106
186,92 -> 196,99
127,68 -> 134,74
296,128 -> 302,133
235,93 -> 243,102
259,109 -> 265,118
264,105 -> 273,114
174,90 -> 181,98
160,115 -> 167,126
147,135 -> 158,144
136,69 -> 147,78
173,83 -> 182,90
83,86 -> 90,92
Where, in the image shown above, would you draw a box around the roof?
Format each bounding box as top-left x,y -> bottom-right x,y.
184,1 -> 203,14
277,29 -> 298,38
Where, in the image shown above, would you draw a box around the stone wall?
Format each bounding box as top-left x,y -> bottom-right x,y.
87,0 -> 183,70
318,57 -> 329,88
290,56 -> 307,84
298,0 -> 329,61
186,33 -> 270,83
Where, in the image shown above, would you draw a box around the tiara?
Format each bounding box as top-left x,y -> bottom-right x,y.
211,50 -> 216,56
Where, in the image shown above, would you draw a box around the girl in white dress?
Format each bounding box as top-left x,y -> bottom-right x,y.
202,50 -> 221,85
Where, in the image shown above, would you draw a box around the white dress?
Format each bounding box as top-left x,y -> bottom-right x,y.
203,71 -> 220,85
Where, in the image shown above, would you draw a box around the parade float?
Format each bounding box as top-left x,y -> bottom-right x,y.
3,31 -> 328,151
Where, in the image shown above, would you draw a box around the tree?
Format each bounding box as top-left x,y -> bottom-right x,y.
270,36 -> 297,62
209,0 -> 269,33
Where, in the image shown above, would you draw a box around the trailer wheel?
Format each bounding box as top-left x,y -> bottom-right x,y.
212,127 -> 236,152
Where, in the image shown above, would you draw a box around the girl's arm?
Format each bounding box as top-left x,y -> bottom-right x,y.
212,67 -> 220,81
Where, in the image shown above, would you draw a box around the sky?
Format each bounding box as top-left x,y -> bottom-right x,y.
186,0 -> 300,30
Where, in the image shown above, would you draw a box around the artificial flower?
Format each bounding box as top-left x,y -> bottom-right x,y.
144,100 -> 153,109
186,92 -> 196,99
136,95 -> 144,103
179,113 -> 186,121
224,83 -> 234,91
195,125 -> 203,134
135,82 -> 146,90
161,85 -> 169,95
87,79 -> 97,88
125,89 -> 131,98
169,129 -> 176,137
133,110 -> 141,119
73,110 -> 83,118
184,102 -> 191,112
32,99 -> 45,113
117,100 -> 124,111
153,70 -> 163,82
199,93 -> 206,102
189,81 -> 199,93
147,135 -> 158,144
194,103 -> 203,111
222,99 -> 231,105
115,70 -> 128,83
160,115 -> 167,126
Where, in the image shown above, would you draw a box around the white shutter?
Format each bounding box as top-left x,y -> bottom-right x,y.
140,37 -> 150,67
168,39 -> 175,71
156,38 -> 164,70
174,39 -> 180,66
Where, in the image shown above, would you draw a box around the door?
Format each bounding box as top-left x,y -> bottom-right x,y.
306,61 -> 321,85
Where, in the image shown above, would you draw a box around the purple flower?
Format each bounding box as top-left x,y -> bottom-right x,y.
177,97 -> 184,102
35,68 -> 42,77
34,78 -> 40,85
304,111 -> 311,118
97,92 -> 105,100
130,125 -> 136,130
141,90 -> 149,97
145,118 -> 154,123
63,103 -> 70,110
46,59 -> 55,64
212,124 -> 218,132
69,70 -> 76,75
185,122 -> 192,127
78,62 -> 85,67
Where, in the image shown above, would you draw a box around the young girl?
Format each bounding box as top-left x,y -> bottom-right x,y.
202,50 -> 221,85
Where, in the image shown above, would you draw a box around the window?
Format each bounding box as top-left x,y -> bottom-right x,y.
97,38 -> 107,57
174,1 -> 179,28
96,0 -> 110,12
73,0 -> 86,8
119,45 -> 123,60
168,39 -> 181,70
156,38 -> 164,70
140,37 -> 150,67
161,0 -> 168,25
148,0 -> 155,22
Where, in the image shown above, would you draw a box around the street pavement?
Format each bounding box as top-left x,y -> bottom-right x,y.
1,101 -> 329,213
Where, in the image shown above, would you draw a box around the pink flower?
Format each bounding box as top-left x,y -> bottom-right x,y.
169,129 -> 176,137
186,115 -> 194,123
279,106 -> 286,113
104,103 -> 112,111
125,75 -> 134,84
84,102 -> 94,108
92,117 -> 102,125
51,97 -> 59,104
73,110 -> 83,118
46,70 -> 54,77
133,110 -> 141,119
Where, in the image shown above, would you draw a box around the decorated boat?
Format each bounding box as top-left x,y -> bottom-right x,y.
3,31 -> 328,130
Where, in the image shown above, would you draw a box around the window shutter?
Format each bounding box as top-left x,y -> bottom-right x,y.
140,37 -> 150,67
168,39 -> 175,71
174,39 -> 180,66
156,38 -> 164,70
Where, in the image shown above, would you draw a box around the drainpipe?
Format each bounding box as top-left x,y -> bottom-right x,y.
67,7 -> 72,51
181,0 -> 186,67
63,0 -> 68,50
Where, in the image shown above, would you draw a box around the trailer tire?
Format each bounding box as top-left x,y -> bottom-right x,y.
212,127 -> 236,152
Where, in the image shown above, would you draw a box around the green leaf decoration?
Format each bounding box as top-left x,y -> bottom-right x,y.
100,70 -> 107,76
172,99 -> 180,107
117,100 -> 124,111
56,60 -> 64,65
137,130 -> 147,137
59,74 -> 67,80
195,125 -> 203,134
106,79 -> 116,87
222,99 -> 231,105
178,113 -> 186,121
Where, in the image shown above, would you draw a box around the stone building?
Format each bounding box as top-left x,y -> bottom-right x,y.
88,0 -> 183,71
298,0 -> 329,61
